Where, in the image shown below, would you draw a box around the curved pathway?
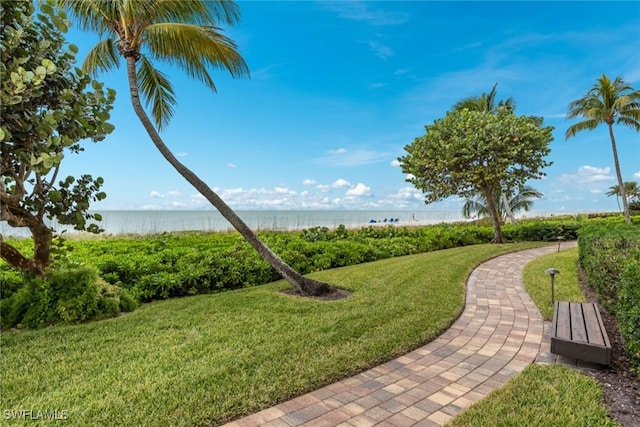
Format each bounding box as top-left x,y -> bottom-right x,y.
224,242 -> 577,427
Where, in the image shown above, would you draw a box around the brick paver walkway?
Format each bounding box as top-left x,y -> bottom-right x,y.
224,243 -> 577,427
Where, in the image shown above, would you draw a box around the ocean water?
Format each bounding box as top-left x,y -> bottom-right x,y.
1,210 -> 465,237
0,209 -> 591,237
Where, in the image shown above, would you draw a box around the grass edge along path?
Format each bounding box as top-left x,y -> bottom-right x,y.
2,243 -> 543,427
447,246 -> 617,427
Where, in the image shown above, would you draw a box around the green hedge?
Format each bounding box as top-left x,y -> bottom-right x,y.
1,215 -> 638,330
1,266 -> 137,329
578,223 -> 640,375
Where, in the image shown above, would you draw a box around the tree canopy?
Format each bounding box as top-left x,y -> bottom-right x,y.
0,0 -> 115,275
400,109 -> 553,242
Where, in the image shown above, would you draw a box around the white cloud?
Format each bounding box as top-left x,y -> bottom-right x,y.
302,178 -> 316,185
368,82 -> 387,90
368,41 -> 393,60
150,190 -> 181,198
227,162 -> 237,168
328,148 -> 348,155
322,1 -> 409,26
176,152 -> 189,157
391,186 -> 423,201
332,178 -> 351,188
559,165 -> 613,185
390,159 -> 401,167
346,183 -> 372,197
634,171 -> 640,179
316,148 -> 390,167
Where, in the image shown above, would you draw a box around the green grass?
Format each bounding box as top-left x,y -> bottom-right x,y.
522,247 -> 585,320
1,243 -> 544,427
447,364 -> 618,427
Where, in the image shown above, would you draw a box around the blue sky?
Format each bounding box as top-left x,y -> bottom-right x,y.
60,1 -> 640,212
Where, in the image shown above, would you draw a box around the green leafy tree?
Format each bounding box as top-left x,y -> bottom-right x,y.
453,83 -> 520,224
0,1 -> 115,276
400,110 -> 553,243
462,185 -> 543,223
60,0 -> 331,296
566,74 -> 640,224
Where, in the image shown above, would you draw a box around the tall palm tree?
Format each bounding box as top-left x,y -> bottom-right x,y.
566,74 -> 640,224
606,184 -> 622,211
453,83 -> 519,224
60,0 -> 331,296
462,185 -> 543,223
607,181 -> 640,212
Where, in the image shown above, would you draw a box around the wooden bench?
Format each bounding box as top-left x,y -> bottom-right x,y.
550,301 -> 611,365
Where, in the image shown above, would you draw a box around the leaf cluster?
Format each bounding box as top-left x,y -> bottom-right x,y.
0,1 -> 115,243
400,110 -> 554,203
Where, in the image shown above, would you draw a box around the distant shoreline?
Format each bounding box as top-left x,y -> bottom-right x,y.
0,209 -> 609,238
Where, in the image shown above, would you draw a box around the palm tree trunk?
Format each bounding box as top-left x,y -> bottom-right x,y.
500,189 -> 517,225
608,123 -> 630,224
124,57 -> 331,296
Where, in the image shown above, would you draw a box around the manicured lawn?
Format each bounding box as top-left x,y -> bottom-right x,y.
1,243 -> 542,426
447,364 -> 618,427
522,246 -> 585,320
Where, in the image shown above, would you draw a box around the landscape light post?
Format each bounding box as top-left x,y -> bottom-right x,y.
545,268 -> 560,304
556,236 -> 565,253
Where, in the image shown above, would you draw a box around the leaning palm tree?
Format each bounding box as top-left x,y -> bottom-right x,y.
60,0 -> 331,296
566,74 -> 640,224
462,185 -> 543,223
453,84 -> 519,224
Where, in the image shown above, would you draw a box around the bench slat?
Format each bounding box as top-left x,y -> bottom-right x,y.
569,302 -> 588,343
583,303 -> 606,346
555,301 -> 571,340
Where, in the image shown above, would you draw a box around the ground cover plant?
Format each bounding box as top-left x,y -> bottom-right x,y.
1,243 -> 544,426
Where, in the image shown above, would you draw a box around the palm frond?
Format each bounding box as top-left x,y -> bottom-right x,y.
82,38 -> 120,76
58,0 -> 116,35
147,0 -> 241,26
137,55 -> 176,130
144,22 -> 249,91
565,119 -> 598,139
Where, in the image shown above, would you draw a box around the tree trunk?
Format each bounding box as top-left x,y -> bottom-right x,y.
500,189 -> 517,225
0,226 -> 51,277
123,56 -> 331,296
608,123 -> 630,224
484,189 -> 505,243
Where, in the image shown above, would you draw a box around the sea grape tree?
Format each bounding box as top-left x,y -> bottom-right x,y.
400,109 -> 554,243
0,0 -> 115,275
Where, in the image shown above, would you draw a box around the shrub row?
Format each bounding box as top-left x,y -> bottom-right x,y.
1,266 -> 137,329
578,223 -> 640,375
1,215 -> 636,329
